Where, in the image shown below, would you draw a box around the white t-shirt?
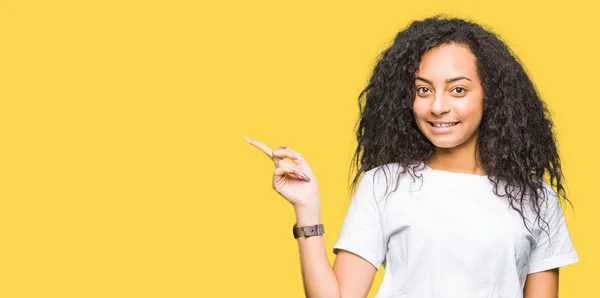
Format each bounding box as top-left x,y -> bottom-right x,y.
333,163 -> 579,298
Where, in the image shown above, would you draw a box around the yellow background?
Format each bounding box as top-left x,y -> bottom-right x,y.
1,0 -> 597,297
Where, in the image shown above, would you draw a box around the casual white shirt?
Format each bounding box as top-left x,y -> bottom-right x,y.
333,163 -> 579,298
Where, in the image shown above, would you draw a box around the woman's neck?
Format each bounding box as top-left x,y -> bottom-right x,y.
427,145 -> 485,176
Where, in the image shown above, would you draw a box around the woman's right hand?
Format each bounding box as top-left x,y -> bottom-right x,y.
246,137 -> 320,209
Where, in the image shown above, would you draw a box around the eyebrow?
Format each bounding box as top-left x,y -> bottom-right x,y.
415,76 -> 472,84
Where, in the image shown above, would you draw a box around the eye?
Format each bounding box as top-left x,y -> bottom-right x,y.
452,87 -> 466,95
416,86 -> 430,94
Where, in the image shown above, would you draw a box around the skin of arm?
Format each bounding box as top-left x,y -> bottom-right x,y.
332,250 -> 378,298
295,205 -> 377,298
523,268 -> 559,298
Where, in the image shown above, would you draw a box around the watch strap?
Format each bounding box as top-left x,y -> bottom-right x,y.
293,223 -> 324,238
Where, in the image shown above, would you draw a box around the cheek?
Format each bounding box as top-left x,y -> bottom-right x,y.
458,96 -> 483,121
412,99 -> 428,119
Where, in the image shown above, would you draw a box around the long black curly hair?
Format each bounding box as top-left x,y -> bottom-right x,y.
349,15 -> 571,233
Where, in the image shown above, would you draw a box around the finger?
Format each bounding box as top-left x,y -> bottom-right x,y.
277,156 -> 293,167
274,167 -> 311,182
281,146 -> 306,163
273,147 -> 306,163
245,136 -> 274,159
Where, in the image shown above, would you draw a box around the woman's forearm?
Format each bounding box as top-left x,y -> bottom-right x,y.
295,200 -> 340,298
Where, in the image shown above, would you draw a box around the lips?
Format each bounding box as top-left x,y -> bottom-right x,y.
428,122 -> 459,128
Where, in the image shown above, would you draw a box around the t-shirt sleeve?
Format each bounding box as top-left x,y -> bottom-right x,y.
527,184 -> 579,274
333,172 -> 385,269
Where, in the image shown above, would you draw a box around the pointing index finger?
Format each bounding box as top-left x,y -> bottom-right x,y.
245,136 -> 274,159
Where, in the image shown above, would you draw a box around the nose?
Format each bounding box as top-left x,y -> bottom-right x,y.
431,93 -> 450,116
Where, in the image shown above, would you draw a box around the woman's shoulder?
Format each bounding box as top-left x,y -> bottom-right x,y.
538,181 -> 564,212
365,162 -> 424,177
512,179 -> 565,224
362,162 -> 417,185
361,162 -> 425,199
365,162 -> 404,176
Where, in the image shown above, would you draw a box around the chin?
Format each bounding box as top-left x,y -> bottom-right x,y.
427,137 -> 463,149
431,142 -> 460,149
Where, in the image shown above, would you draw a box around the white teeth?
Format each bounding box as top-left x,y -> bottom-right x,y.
432,122 -> 457,127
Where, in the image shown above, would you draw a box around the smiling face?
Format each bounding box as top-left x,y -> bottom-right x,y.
413,43 -> 484,152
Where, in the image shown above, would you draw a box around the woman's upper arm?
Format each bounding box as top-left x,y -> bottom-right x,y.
523,268 -> 559,298
332,249 -> 378,298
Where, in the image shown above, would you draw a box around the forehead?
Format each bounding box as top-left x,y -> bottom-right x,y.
416,43 -> 478,79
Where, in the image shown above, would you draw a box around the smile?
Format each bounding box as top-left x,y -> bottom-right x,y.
429,122 -> 459,127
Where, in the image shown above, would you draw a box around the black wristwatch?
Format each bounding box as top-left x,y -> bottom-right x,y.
293,223 -> 325,239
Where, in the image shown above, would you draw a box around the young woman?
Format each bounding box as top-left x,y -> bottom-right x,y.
247,16 -> 578,298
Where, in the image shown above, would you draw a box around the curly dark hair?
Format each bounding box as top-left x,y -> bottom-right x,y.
349,15 -> 571,234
